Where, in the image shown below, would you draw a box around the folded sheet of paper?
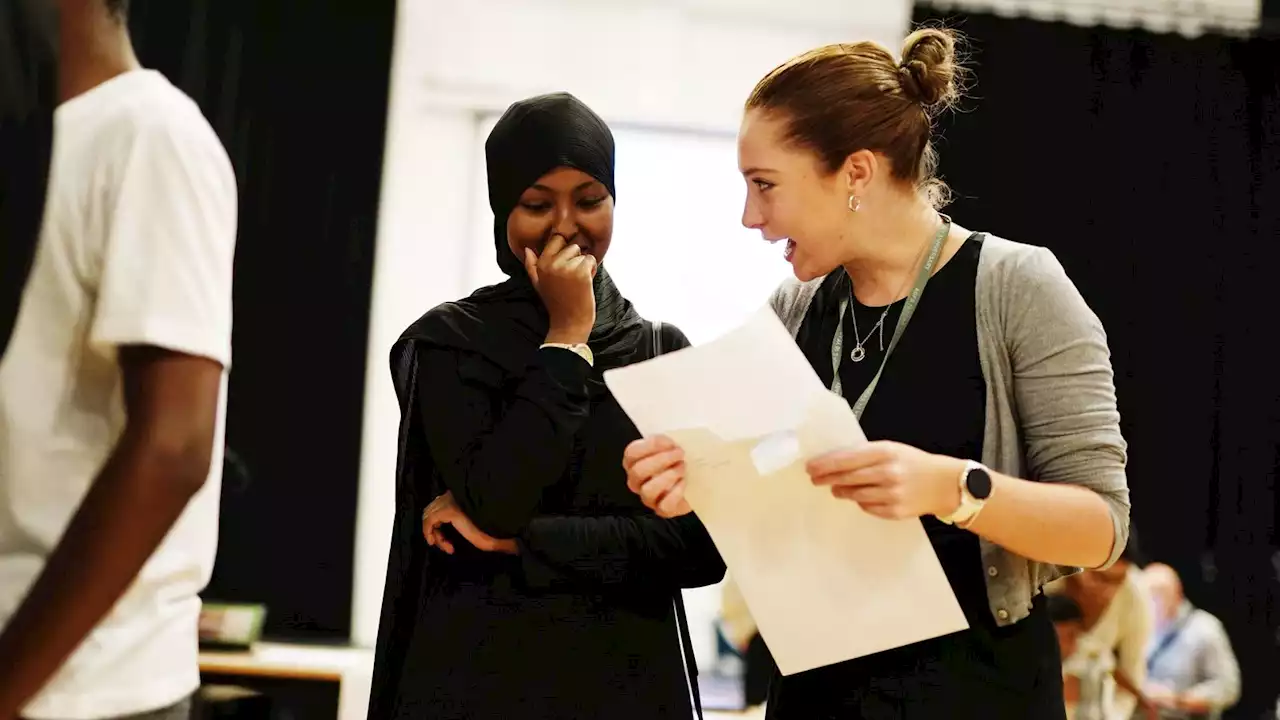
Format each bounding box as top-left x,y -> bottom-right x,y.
604,305 -> 967,676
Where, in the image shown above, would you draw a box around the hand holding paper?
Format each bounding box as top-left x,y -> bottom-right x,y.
807,440 -> 966,521
623,435 -> 691,518
606,306 -> 967,676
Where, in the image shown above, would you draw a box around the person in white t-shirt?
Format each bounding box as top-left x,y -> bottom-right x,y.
0,0 -> 237,718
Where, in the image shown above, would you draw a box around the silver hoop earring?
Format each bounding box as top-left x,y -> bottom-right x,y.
848,194 -> 861,213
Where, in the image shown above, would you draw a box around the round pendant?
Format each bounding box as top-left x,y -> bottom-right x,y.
850,345 -> 867,363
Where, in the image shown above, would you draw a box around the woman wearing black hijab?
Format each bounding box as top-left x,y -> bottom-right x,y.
367,92 -> 726,720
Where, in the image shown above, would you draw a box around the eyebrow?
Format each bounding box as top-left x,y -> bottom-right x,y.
741,167 -> 777,176
530,180 -> 599,193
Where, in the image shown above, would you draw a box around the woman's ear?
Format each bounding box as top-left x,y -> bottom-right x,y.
841,150 -> 878,198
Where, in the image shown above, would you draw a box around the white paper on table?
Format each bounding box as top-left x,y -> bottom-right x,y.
603,305 -> 968,676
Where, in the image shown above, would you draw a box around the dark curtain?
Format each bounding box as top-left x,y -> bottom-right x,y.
0,0 -> 56,359
1265,0 -> 1280,37
129,0 -> 397,641
913,6 -> 1280,716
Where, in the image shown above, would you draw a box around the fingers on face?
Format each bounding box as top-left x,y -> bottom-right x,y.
538,234 -> 598,279
522,248 -> 539,282
542,233 -> 567,259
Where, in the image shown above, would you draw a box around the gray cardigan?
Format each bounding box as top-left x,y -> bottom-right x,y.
769,234 -> 1130,627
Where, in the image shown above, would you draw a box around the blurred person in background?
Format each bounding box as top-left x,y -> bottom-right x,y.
625,26 -> 1130,719
1053,540 -> 1157,720
716,575 -> 774,708
1142,563 -> 1240,719
0,0 -> 237,717
1050,593 -> 1107,720
367,92 -> 724,720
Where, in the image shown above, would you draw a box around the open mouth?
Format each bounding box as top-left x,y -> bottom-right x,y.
766,235 -> 796,263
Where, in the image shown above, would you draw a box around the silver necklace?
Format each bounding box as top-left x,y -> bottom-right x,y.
848,303 -> 888,363
846,241 -> 930,363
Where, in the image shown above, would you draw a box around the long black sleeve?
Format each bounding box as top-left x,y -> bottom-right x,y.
514,322 -> 724,591
416,346 -> 592,537
517,513 -> 725,590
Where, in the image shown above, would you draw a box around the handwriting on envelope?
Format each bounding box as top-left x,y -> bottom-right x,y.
604,306 -> 967,676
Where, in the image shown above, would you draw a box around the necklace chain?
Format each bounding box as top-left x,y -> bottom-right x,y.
848,305 -> 889,363
847,231 -> 938,363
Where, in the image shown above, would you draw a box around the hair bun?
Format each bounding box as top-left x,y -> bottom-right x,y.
899,28 -> 962,111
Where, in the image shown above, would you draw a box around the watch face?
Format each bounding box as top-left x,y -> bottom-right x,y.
966,467 -> 993,500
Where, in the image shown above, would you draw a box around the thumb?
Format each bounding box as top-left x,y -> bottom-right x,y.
584,254 -> 599,279
523,248 -> 539,284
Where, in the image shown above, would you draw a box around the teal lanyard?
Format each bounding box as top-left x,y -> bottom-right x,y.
830,217 -> 951,418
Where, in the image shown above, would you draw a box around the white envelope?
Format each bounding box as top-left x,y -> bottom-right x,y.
604,306 -> 967,676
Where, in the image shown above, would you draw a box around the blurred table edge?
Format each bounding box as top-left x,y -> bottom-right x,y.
198,643 -> 761,720
199,642 -> 373,720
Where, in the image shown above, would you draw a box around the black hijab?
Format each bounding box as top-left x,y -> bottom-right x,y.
368,93 -> 651,719
395,91 -> 645,378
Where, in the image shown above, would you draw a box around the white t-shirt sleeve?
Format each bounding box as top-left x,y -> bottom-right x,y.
88,114 -> 237,367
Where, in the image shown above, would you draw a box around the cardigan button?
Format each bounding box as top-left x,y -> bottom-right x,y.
987,565 -> 999,577
996,608 -> 1010,621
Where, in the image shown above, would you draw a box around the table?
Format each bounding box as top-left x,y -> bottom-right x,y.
199,642 -> 372,720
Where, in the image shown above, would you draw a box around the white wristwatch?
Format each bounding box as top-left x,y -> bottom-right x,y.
936,460 -> 994,527
540,342 -> 594,367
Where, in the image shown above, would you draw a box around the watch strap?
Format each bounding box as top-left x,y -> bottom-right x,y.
937,460 -> 988,526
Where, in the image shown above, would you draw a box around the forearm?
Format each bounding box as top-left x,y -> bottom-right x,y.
0,431 -> 207,714
428,349 -> 591,537
1112,668 -> 1148,714
518,513 -> 725,589
963,468 -> 1116,568
1184,640 -> 1242,709
1183,680 -> 1239,710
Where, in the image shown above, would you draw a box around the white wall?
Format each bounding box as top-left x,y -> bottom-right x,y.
351,0 -> 912,672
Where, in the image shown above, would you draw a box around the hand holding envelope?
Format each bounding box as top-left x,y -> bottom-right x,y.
605,306 -> 968,676
623,435 -> 691,518
625,418 -> 966,524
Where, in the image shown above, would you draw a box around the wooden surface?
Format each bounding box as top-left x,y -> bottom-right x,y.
200,642 -> 373,719
199,642 -> 372,682
706,707 -> 766,719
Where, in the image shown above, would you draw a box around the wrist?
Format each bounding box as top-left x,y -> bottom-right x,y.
545,323 -> 591,345
931,454 -> 966,518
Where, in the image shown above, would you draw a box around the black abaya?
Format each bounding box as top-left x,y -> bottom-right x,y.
367,93 -> 725,719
